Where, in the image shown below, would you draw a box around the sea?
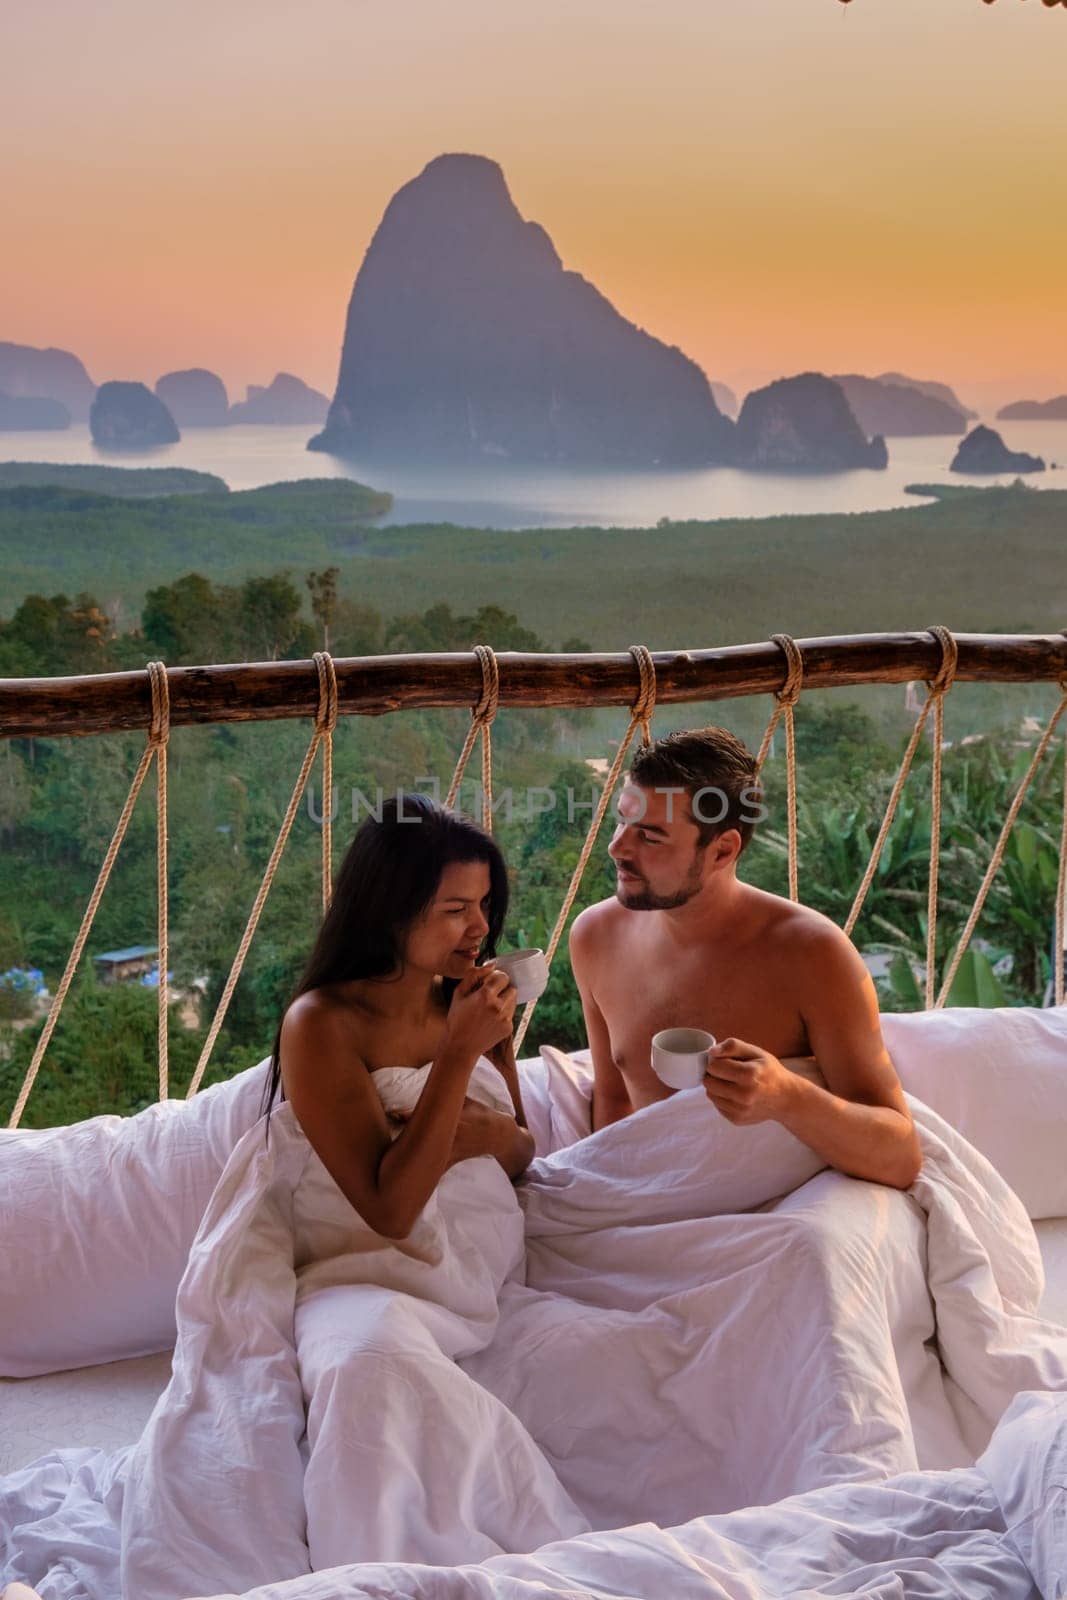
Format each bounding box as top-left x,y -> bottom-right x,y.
4,419 -> 1065,529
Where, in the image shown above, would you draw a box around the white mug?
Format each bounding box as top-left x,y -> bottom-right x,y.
493,947 -> 549,1004
651,1027 -> 716,1090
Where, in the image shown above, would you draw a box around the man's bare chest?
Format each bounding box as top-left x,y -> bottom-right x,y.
595,952 -> 809,1077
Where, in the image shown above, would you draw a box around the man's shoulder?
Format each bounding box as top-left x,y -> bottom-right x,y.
746,887 -> 859,965
571,895 -> 624,936
570,896 -> 626,957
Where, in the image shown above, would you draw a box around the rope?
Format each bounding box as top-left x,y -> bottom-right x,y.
755,634 -> 803,902
186,652 -> 337,1098
7,662 -> 171,1129
147,662 -> 171,1095
445,646 -> 500,831
513,645 -> 656,1054
842,628 -> 958,1012
936,677 -> 1067,1008
317,653 -> 338,912
1056,721 -> 1067,1007
923,629 -> 958,1005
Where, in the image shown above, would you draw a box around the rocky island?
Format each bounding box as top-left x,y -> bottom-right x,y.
877,373 -> 977,420
833,374 -> 967,436
309,153 -> 734,466
710,382 -> 739,420
90,382 -> 181,449
734,374 -> 888,472
950,425 -> 1045,475
0,342 -> 96,422
155,369 -> 229,426
230,373 -> 328,424
0,393 -> 71,430
997,395 -> 1067,421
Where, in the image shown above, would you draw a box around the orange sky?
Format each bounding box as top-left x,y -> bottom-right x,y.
3,0 -> 1065,411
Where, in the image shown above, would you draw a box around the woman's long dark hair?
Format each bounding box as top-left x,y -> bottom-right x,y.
260,793 -> 509,1130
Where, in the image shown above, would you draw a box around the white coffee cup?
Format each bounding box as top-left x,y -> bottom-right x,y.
651,1027 -> 716,1090
493,947 -> 549,1004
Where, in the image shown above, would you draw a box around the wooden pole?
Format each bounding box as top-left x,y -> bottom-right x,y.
2,632 -> 1066,740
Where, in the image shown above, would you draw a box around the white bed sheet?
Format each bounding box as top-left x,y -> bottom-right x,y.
3,1205 -> 1067,1479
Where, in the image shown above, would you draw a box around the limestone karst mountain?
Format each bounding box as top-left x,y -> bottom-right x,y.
0,342 -> 95,421
309,153 -> 734,466
877,373 -> 978,421
231,373 -> 328,425
155,369 -> 229,426
0,393 -> 71,430
997,395 -> 1067,421
710,382 -> 739,420
950,425 -> 1045,475
734,374 -> 888,472
833,375 -> 967,437
90,382 -> 180,449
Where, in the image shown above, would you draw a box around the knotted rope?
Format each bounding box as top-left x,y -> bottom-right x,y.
936,673 -> 1067,1008
317,652 -> 339,912
186,652 -> 338,1098
513,645 -> 656,1054
7,661 -> 171,1129
843,627 -> 958,1008
445,645 -> 500,832
1056,683 -> 1067,1006
755,633 -> 804,902
148,662 -> 171,1094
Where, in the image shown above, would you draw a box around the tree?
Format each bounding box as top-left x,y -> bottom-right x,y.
233,572 -> 308,662
306,567 -> 340,651
143,573 -> 228,664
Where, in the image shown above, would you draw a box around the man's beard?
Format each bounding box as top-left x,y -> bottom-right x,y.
615,856 -> 703,911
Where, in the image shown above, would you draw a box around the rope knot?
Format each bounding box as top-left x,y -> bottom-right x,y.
628,645 -> 657,745
925,626 -> 958,697
471,644 -> 500,728
313,652 -> 338,734
146,660 -> 170,747
770,633 -> 804,707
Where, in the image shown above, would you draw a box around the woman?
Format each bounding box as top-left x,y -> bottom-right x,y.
2,799 -> 583,1600
267,790 -> 536,1231
120,796 -> 586,1600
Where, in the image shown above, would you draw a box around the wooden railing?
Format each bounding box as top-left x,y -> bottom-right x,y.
2,631 -> 1066,739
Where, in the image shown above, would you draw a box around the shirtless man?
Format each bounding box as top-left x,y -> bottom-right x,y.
569,725 -> 922,1189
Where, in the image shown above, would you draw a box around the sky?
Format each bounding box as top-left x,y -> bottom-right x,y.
3,0 -> 1065,412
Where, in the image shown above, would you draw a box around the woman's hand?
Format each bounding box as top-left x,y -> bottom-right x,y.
443,963 -> 517,1061
446,1097 -> 535,1179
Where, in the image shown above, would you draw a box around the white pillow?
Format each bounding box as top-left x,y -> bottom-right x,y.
0,1059 -> 270,1378
882,1007 -> 1067,1220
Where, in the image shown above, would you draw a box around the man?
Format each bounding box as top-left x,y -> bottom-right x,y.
569,725 -> 922,1189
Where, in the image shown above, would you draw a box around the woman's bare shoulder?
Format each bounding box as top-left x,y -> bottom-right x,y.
280,988 -> 369,1092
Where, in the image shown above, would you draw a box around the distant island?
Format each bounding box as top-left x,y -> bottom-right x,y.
735,373 -> 887,472
0,393 -> 71,431
309,152 -> 736,467
950,424 -> 1045,475
877,373 -> 977,420
0,342 -> 96,421
309,153 -> 897,474
90,382 -> 181,449
0,342 -> 331,436
709,382 -> 738,420
229,373 -> 329,425
155,369 -> 230,427
996,395 -> 1067,421
833,374 -> 967,436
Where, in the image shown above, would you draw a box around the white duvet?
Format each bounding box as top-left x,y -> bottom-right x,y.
3,1055 -> 1067,1600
